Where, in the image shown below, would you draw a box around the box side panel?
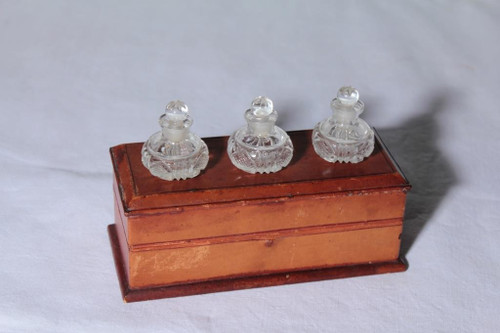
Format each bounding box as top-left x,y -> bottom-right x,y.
113,176 -> 132,282
113,177 -> 129,240
127,190 -> 407,245
128,223 -> 402,288
114,201 -> 130,282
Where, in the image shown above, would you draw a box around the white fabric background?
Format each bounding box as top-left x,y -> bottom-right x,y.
1,1 -> 499,332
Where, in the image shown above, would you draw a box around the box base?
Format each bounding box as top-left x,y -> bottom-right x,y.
107,224 -> 407,302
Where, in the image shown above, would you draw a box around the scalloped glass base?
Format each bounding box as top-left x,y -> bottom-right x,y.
312,122 -> 374,163
141,132 -> 209,181
227,127 -> 293,174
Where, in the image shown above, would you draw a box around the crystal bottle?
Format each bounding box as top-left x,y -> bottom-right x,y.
227,96 -> 293,174
141,100 -> 209,180
312,86 -> 374,163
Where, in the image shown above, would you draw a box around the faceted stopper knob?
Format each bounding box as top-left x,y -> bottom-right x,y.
331,86 -> 364,117
251,96 -> 273,117
337,86 -> 359,106
163,100 -> 189,124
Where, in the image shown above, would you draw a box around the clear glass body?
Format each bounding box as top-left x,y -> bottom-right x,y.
312,86 -> 374,163
141,101 -> 209,180
227,96 -> 293,174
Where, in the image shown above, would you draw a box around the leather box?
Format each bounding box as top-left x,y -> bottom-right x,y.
108,129 -> 410,302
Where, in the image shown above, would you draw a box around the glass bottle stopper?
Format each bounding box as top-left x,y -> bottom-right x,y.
312,86 -> 374,163
227,96 -> 294,174
141,100 -> 209,180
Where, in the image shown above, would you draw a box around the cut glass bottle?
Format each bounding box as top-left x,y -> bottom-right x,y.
312,86 -> 374,163
141,100 -> 209,180
227,96 -> 293,174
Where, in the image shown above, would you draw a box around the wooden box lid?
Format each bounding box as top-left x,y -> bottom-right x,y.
110,130 -> 410,213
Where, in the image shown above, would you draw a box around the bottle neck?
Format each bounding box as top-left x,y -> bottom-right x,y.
159,114 -> 192,142
249,120 -> 274,136
332,108 -> 357,122
162,127 -> 189,142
